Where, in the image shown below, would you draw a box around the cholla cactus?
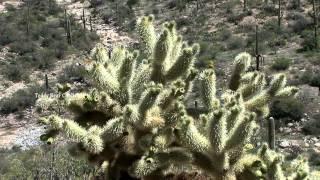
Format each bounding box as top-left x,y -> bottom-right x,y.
237,144 -> 310,180
38,15 -> 304,180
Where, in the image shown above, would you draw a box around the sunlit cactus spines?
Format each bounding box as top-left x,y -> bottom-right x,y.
37,15 -> 306,180
137,15 -> 156,60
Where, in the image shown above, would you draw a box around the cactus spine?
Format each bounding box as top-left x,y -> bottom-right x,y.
37,15 -> 308,180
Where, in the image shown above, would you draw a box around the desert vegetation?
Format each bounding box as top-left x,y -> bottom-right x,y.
0,0 -> 320,179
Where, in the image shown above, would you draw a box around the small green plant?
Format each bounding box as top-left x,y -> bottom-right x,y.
270,98 -> 304,122
271,57 -> 291,71
299,71 -> 313,84
300,29 -> 319,51
127,0 -> 140,9
0,146 -> 97,179
227,36 -> 246,50
0,84 -> 44,114
310,73 -> 320,91
3,62 -> 30,82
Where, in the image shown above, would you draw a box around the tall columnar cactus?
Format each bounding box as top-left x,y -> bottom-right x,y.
38,15 -> 305,180
313,0 -> 318,49
82,8 -> 86,30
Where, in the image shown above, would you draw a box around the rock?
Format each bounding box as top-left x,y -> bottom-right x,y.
311,137 -> 319,143
279,127 -> 284,132
284,128 -> 292,133
315,143 -> 320,148
279,140 -> 291,148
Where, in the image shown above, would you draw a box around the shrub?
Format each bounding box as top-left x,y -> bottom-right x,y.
262,4 -> 278,16
3,63 -> 30,82
33,49 -> 56,69
166,0 -> 177,9
9,41 -> 37,55
270,98 -> 304,122
0,146 -> 97,179
239,16 -> 256,32
175,17 -> 189,29
4,4 -> 16,12
303,113 -> 320,135
227,12 -> 246,24
0,84 -> 44,114
217,28 -> 232,41
287,13 -> 311,34
300,30 -> 319,51
127,0 -> 140,9
310,73 -> 320,88
300,71 -> 313,84
90,0 -> 105,7
58,63 -> 85,83
271,57 -> 291,70
287,0 -> 303,10
227,35 -> 246,50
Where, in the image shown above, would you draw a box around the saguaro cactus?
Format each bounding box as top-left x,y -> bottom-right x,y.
90,16 -> 93,32
255,25 -> 264,71
64,8 -> 72,45
25,0 -> 31,37
313,0 -> 318,50
82,8 -> 86,30
278,0 -> 283,30
38,15 -> 307,180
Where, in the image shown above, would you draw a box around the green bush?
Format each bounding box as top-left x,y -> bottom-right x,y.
287,13 -> 311,34
9,40 -> 37,55
58,63 -> 85,83
227,12 -> 246,24
175,17 -> 189,29
310,73 -> 320,88
0,146 -> 97,179
270,98 -> 304,122
227,36 -> 246,50
303,113 -> 320,135
216,28 -> 232,41
300,30 -> 319,51
90,0 -> 105,7
300,71 -> 313,84
0,84 -> 44,114
3,63 -> 30,82
262,4 -> 278,16
127,0 -> 140,9
271,57 -> 291,71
